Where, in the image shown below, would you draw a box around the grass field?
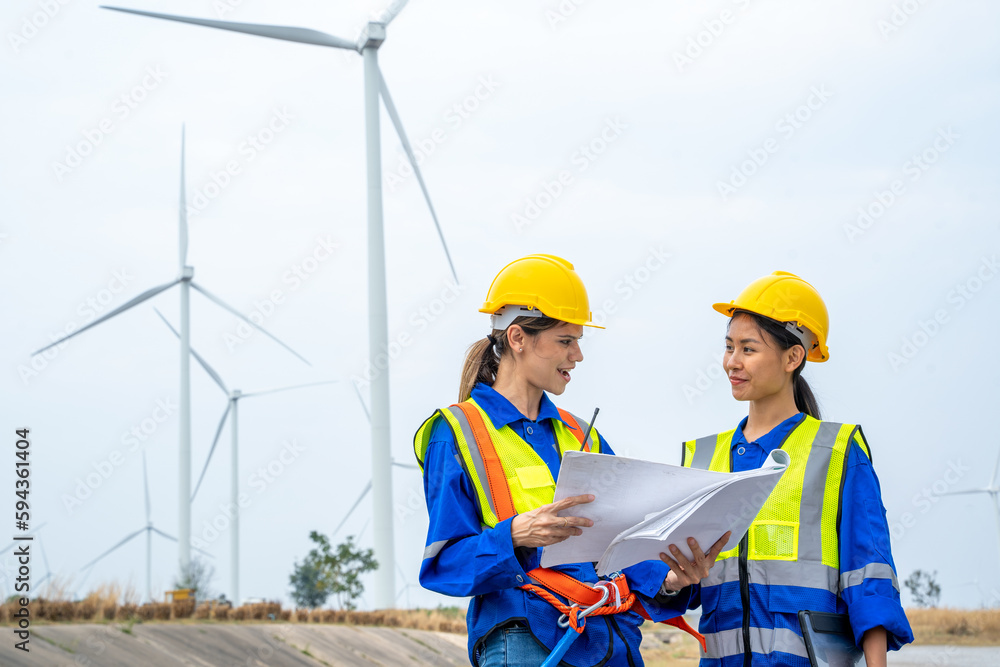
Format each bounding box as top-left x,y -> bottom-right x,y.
904,607 -> 1000,646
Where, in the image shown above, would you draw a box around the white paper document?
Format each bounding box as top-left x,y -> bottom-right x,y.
540,449 -> 790,576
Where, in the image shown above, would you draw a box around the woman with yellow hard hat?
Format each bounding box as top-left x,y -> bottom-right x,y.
414,254 -> 727,667
676,272 -> 913,666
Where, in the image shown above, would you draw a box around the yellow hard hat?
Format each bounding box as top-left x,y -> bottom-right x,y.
713,271 -> 829,362
479,254 -> 603,329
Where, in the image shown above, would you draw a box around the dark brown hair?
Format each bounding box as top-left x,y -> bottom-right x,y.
458,316 -> 564,402
730,311 -> 821,419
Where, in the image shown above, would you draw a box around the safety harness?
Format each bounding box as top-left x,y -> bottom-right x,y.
450,402 -> 707,651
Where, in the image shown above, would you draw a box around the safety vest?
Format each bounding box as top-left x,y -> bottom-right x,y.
414,399 -> 705,652
682,416 -> 870,663
414,398 -> 601,526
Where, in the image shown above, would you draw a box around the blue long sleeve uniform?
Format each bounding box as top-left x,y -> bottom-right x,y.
419,383 -> 692,666
687,413 -> 913,666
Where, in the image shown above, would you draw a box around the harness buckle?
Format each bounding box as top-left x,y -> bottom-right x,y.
556,578 -> 614,632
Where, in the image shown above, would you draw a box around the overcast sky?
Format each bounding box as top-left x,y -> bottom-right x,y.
2,0 -> 999,613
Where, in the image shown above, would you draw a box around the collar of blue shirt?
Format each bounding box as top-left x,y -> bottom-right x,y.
732,412 -> 806,452
470,382 -> 568,431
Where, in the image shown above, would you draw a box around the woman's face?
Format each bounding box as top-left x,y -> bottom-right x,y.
516,321 -> 585,396
723,313 -> 794,403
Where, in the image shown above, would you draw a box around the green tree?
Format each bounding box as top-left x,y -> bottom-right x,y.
289,560 -> 328,608
904,569 -> 941,607
289,532 -> 378,610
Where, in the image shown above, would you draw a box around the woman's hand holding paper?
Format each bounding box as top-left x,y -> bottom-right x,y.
511,494 -> 595,548
658,531 -> 731,593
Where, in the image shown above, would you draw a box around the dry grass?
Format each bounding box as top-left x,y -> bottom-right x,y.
906,607 -> 1000,645
9,582 -> 1000,649
0,584 -> 469,634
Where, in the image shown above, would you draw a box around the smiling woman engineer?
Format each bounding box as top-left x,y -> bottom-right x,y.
680,271 -> 913,667
413,254 -> 727,667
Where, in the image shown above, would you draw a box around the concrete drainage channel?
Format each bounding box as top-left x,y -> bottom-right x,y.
4,623 -> 470,666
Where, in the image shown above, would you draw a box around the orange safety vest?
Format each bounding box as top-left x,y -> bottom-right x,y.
450,402 -> 706,650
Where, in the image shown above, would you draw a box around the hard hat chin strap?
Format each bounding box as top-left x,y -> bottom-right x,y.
490,305 -> 547,333
784,321 -> 818,354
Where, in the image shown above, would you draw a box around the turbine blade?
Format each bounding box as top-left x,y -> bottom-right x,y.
332,480 -> 371,538
32,279 -> 181,356
151,527 -> 177,542
391,460 -> 418,470
190,282 -> 311,366
38,539 -> 51,577
154,307 -> 228,394
357,517 -> 371,542
180,124 -> 188,269
150,527 -> 214,557
241,380 -> 338,399
101,7 -> 358,51
377,67 -> 459,284
378,0 -> 410,26
352,380 -> 371,424
76,566 -> 94,597
79,528 -> 146,571
192,402 -> 232,502
940,489 -> 990,496
143,450 -> 151,525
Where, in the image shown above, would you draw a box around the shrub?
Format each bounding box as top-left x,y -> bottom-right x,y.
171,599 -> 195,619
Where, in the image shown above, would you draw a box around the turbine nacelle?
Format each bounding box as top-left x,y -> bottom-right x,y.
359,22 -> 386,50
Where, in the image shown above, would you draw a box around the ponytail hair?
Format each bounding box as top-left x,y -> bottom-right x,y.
458,315 -> 564,402
458,336 -> 499,403
733,311 -> 822,419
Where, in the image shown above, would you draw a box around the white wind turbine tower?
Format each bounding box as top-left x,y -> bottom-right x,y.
943,448 -> 1000,565
76,452 -> 213,603
155,308 -> 337,606
33,128 -> 309,585
100,1 -> 460,607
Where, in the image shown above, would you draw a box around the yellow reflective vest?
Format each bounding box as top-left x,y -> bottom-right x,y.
682,415 -> 872,663
413,398 -> 600,527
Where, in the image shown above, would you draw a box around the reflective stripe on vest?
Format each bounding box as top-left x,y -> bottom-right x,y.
413,398 -> 600,528
702,557 -> 840,592
704,626 -> 811,660
682,417 -> 860,593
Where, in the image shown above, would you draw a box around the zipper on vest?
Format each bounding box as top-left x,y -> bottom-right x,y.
608,615 -> 637,667
739,534 -> 751,667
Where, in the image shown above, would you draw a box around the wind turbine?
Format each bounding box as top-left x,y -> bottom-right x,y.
155,308 -> 337,606
100,0 -> 459,609
395,563 -> 419,609
332,460 -> 419,540
32,128 -> 308,584
100,3 -> 458,607
332,382 -> 418,539
943,448 -> 1000,564
77,452 -> 213,603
